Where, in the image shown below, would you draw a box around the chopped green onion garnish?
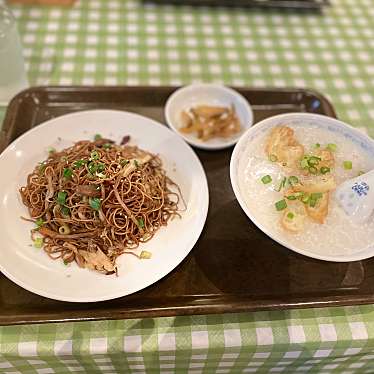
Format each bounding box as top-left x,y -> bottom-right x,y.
73,159 -> 86,168
48,146 -> 56,154
308,166 -> 318,174
358,170 -> 365,176
314,143 -> 320,148
286,195 -> 297,200
140,250 -> 152,259
61,206 -> 70,216
261,175 -> 272,184
300,158 -> 309,169
287,212 -> 294,219
90,150 -> 100,160
134,160 -> 139,168
63,260 -> 69,266
137,218 -> 145,228
103,143 -> 112,149
96,163 -> 105,172
343,160 -> 352,170
88,162 -> 97,174
61,156 -> 68,162
89,197 -> 101,211
309,194 -> 323,207
310,192 -> 323,200
269,154 -> 278,162
35,218 -> 44,228
275,199 -> 287,211
96,172 -> 106,179
33,237 -> 43,248
39,162 -> 47,174
320,166 -> 330,174
308,156 -> 321,166
57,191 -> 67,205
294,192 -> 304,199
288,176 -> 299,186
63,168 -> 73,180
327,143 -> 337,152
120,159 -> 129,166
94,134 -> 102,141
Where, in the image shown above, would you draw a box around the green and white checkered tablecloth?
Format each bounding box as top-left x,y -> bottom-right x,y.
2,308 -> 374,373
2,0 -> 374,372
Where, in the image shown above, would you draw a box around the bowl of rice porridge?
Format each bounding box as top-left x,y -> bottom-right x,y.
230,112 -> 374,262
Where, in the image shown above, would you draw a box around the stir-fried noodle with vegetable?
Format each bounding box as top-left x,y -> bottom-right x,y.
19,135 -> 183,275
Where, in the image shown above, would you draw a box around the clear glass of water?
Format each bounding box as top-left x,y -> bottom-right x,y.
0,5 -> 28,103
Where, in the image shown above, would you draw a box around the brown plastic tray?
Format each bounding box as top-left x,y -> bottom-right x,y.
1,85 -> 374,326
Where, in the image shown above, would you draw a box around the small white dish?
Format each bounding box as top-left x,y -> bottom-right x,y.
165,83 -> 253,150
230,112 -> 374,262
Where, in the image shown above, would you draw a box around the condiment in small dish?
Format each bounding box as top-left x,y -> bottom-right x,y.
165,83 -> 253,150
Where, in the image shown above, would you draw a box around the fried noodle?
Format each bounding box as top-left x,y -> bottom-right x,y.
19,137 -> 183,275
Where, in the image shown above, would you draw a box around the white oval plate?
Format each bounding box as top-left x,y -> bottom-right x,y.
165,83 -> 253,150
230,112 -> 374,262
0,110 -> 209,302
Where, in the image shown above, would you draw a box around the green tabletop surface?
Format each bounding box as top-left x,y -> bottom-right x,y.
1,0 -> 374,373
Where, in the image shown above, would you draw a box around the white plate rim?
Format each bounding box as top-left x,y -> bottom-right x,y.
0,109 -> 209,302
230,112 -> 374,262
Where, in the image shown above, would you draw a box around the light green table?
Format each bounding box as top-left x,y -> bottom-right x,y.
1,0 -> 374,373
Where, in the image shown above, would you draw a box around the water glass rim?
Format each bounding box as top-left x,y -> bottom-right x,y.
0,4 -> 16,34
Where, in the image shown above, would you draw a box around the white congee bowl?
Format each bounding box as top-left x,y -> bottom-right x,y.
230,112 -> 374,262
